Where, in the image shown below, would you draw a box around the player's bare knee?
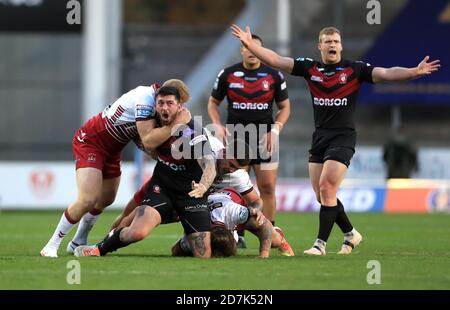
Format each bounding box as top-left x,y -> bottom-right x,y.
258,182 -> 275,196
319,181 -> 336,196
76,196 -> 99,212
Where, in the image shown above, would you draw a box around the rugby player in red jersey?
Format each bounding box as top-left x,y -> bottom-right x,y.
208,34 -> 291,247
231,24 -> 440,255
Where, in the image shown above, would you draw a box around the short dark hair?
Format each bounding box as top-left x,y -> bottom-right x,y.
156,85 -> 180,101
211,226 -> 237,257
251,34 -> 263,45
226,138 -> 252,167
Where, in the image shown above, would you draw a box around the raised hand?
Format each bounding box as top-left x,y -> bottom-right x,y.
230,24 -> 252,48
175,108 -> 191,125
416,56 -> 440,76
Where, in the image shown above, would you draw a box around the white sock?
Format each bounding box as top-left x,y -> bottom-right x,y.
46,210 -> 77,249
344,228 -> 358,240
71,211 -> 101,245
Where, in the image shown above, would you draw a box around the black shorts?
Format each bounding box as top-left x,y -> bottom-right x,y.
228,120 -> 278,165
141,178 -> 211,235
308,128 -> 356,167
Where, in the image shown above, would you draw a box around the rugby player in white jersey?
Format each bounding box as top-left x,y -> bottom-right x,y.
40,80 -> 190,258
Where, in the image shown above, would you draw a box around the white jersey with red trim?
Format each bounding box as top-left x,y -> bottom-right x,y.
208,136 -> 254,194
80,84 -> 158,153
208,188 -> 249,231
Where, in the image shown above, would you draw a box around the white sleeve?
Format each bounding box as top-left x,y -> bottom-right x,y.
208,192 -> 249,230
228,169 -> 253,194
135,87 -> 157,121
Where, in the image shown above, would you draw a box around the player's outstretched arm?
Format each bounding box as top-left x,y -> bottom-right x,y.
230,24 -> 294,74
372,56 -> 440,83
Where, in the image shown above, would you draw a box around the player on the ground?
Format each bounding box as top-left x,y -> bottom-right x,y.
74,86 -> 216,258
171,187 -> 295,258
40,80 -> 190,258
208,34 -> 291,248
231,24 -> 440,255
110,136 -> 294,258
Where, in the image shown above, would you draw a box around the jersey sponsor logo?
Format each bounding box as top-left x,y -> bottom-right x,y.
229,82 -> 244,89
185,203 -> 208,212
257,72 -> 268,77
339,73 -> 348,84
281,81 -> 287,90
311,75 -> 323,82
313,97 -> 348,107
262,80 -> 270,91
244,77 -> 257,81
232,102 -> 270,110
189,134 -> 207,146
233,71 -> 244,77
136,104 -> 154,118
157,157 -> 186,171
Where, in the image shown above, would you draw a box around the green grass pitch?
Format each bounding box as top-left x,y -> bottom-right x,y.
0,211 -> 449,290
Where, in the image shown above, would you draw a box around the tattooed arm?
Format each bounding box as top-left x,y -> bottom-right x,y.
187,232 -> 211,258
189,154 -> 217,198
245,210 -> 272,258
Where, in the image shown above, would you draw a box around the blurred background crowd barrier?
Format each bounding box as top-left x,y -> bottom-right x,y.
0,0 -> 449,211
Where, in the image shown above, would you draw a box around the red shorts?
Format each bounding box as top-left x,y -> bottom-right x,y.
133,178 -> 152,204
72,129 -> 122,179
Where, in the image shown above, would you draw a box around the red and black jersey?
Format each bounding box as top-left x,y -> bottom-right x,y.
291,58 -> 374,129
211,62 -> 289,125
153,119 -> 213,196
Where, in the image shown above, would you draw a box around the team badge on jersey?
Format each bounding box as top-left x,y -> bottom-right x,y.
153,185 -> 161,194
87,153 -> 96,162
339,73 -> 348,84
262,80 -> 270,91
